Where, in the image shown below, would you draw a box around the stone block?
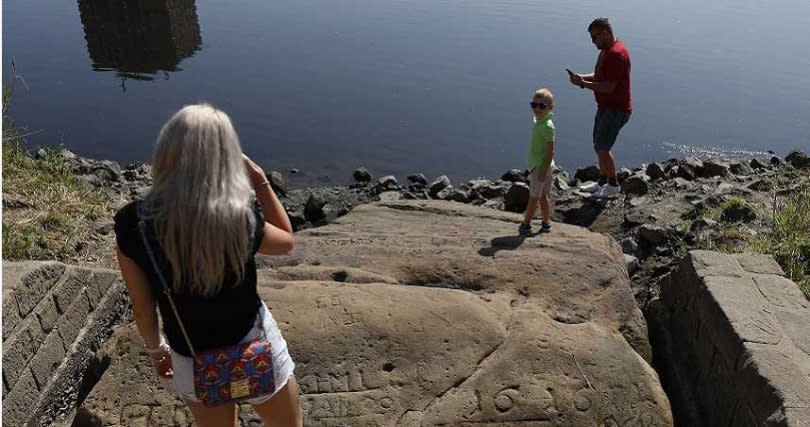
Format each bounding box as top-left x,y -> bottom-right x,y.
30,330 -> 67,390
35,295 -> 60,334
734,253 -> 785,275
775,309 -> 810,357
56,292 -> 91,350
85,270 -> 118,309
2,296 -> 21,341
784,407 -> 810,426
53,268 -> 91,313
697,276 -> 780,361
752,274 -> 810,311
702,350 -> 737,427
689,250 -> 746,278
2,368 -> 40,427
12,262 -> 66,317
736,343 -> 810,422
2,316 -> 46,390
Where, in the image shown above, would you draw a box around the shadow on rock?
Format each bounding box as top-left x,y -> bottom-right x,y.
478,233 -> 545,256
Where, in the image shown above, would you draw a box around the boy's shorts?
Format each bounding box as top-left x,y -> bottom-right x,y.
593,109 -> 631,152
529,168 -> 552,198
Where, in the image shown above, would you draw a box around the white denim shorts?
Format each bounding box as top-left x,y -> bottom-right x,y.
170,301 -> 295,405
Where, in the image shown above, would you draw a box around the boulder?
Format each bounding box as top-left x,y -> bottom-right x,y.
721,204 -> 757,223
553,176 -> 569,191
446,189 -> 471,203
78,201 -> 672,426
353,167 -> 372,183
621,174 -> 649,196
646,162 -> 665,180
501,169 -> 527,183
624,254 -> 640,275
621,237 -> 639,255
428,175 -> 451,197
407,173 -> 428,186
769,155 -> 783,166
785,150 -> 810,169
700,159 -> 730,178
268,170 -> 287,197
729,161 -> 753,176
674,165 -> 696,181
503,182 -> 530,213
574,165 -> 600,183
617,167 -> 632,181
638,224 -> 669,246
746,179 -> 773,192
750,157 -> 770,170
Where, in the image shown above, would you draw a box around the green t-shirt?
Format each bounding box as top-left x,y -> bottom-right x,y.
527,112 -> 555,172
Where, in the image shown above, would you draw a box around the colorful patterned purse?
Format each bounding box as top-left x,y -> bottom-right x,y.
137,206 -> 275,407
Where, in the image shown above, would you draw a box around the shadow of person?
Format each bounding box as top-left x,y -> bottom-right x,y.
478,232 -> 544,257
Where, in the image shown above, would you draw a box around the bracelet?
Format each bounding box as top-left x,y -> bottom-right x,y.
256,180 -> 271,186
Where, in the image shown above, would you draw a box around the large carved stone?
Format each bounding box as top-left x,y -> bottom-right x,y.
77,200 -> 672,426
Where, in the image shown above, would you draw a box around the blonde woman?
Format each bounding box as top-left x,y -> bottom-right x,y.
114,104 -> 302,426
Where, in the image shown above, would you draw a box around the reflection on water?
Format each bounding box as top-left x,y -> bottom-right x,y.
78,0 -> 201,83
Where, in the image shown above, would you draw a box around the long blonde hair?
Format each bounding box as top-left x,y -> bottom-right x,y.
146,104 -> 255,296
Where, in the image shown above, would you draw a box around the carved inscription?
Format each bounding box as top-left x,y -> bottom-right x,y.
302,390 -> 396,420
315,295 -> 363,329
298,368 -> 370,394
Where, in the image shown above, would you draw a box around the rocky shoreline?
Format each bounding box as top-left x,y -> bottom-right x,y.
45,147 -> 810,310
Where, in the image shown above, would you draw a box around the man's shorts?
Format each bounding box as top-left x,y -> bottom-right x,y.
593,109 -> 631,152
529,167 -> 552,198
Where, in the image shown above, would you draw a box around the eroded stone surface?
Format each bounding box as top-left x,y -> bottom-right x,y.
78,201 -> 671,426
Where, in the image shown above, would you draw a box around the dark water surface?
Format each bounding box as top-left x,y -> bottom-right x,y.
4,0 -> 810,187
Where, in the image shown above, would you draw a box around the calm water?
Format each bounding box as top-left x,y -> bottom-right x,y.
4,0 -> 810,187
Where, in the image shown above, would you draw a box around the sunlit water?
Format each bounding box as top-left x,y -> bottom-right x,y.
4,0 -> 809,187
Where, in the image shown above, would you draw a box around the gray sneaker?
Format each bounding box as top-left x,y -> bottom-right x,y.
518,222 -> 532,235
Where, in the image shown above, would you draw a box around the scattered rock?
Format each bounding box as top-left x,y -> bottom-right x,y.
729,161 -> 753,176
617,168 -> 632,181
638,224 -> 669,246
674,165 -> 695,181
407,173 -> 428,186
428,175 -> 451,197
446,189 -> 471,203
785,150 -> 810,169
553,176 -> 569,191
268,170 -> 287,196
721,204 -> 757,223
95,221 -> 115,235
378,191 -> 401,202
646,162 -> 665,180
501,169 -> 527,183
353,167 -> 372,183
59,149 -> 76,160
750,157 -> 769,170
700,159 -> 730,178
621,237 -> 638,255
624,254 -> 640,275
503,183 -> 530,213
621,174 -> 649,196
435,186 -> 455,201
769,155 -> 783,166
746,179 -> 773,192
574,165 -> 600,183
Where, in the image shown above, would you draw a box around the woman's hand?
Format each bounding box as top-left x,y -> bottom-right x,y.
242,154 -> 267,186
148,345 -> 174,378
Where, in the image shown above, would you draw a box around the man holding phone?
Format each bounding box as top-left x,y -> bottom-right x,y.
568,17 -> 632,198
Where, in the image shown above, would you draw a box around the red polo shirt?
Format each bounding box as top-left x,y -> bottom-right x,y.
594,39 -> 632,112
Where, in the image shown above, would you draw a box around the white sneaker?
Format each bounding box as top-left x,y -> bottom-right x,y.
579,181 -> 603,193
594,184 -> 621,198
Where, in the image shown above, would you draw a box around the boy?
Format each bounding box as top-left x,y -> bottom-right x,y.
519,88 -> 555,235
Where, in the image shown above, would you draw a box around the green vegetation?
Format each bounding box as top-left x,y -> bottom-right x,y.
3,67 -> 111,261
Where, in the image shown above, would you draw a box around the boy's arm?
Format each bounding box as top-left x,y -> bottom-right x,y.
537,141 -> 555,177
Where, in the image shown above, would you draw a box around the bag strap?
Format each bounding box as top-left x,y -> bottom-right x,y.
136,202 -> 198,358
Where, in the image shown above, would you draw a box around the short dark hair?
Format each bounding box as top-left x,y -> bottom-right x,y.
588,17 -> 612,33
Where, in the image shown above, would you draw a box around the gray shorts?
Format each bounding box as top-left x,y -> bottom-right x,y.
593,109 -> 631,152
170,301 -> 295,405
529,168 -> 552,198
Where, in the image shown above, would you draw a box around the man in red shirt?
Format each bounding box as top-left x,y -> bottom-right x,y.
569,17 -> 632,198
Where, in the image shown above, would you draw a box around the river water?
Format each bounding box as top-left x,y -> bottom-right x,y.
4,0 -> 809,186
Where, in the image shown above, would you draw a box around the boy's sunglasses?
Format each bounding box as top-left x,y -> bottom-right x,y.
530,102 -> 549,110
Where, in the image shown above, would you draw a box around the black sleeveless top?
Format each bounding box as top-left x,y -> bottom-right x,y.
113,201 -> 264,357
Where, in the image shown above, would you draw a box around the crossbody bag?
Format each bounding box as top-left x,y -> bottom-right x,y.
136,205 -> 275,407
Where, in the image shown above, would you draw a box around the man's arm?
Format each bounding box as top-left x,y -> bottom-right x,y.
582,80 -> 617,93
